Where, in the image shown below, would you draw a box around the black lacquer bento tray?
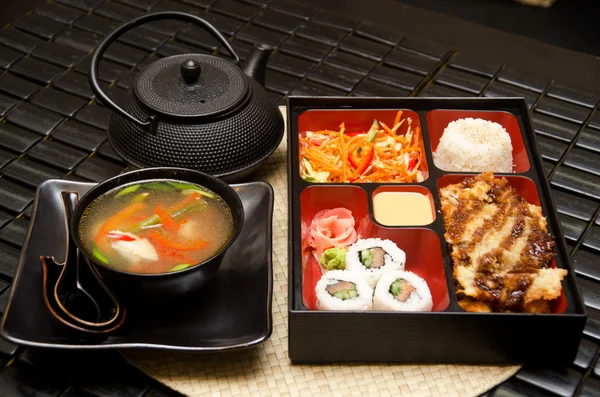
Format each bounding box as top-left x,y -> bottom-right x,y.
0,179 -> 274,351
286,96 -> 587,364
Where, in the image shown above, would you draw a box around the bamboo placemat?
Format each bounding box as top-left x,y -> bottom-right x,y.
122,107 -> 521,397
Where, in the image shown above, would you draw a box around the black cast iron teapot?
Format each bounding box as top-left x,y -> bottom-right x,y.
89,12 -> 284,183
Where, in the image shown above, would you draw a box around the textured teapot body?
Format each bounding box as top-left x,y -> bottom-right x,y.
108,78 -> 283,182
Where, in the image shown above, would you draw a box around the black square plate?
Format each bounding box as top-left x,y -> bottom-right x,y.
0,179 -> 273,351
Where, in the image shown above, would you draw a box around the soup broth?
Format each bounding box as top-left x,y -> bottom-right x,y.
78,179 -> 234,274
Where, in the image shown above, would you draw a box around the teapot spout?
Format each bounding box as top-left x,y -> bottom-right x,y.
243,44 -> 273,88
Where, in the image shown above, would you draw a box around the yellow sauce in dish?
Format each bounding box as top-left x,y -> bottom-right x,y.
373,192 -> 434,226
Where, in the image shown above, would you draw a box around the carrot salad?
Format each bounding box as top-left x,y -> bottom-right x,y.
299,111 -> 425,183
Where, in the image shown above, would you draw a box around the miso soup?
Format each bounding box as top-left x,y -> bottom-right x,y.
78,179 -> 234,274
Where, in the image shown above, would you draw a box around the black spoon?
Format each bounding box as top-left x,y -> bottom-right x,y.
41,191 -> 125,334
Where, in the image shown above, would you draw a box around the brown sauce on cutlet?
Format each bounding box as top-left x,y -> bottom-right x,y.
511,219 -> 525,239
447,201 -> 471,242
501,274 -> 533,311
459,177 -> 473,189
476,249 -> 503,273
474,273 -> 502,301
474,272 -> 534,312
471,202 -> 508,246
518,203 -> 531,216
488,181 -> 505,202
455,247 -> 471,267
440,172 -> 562,313
498,215 -> 524,252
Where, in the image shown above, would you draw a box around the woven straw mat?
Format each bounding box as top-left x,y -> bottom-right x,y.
122,107 -> 522,397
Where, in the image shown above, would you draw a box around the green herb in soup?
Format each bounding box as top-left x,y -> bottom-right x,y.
78,180 -> 234,274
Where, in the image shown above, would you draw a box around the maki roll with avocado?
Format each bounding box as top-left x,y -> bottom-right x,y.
315,270 -> 373,311
374,270 -> 433,312
326,280 -> 358,300
346,238 -> 406,287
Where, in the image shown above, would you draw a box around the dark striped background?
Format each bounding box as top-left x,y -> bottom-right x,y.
0,0 -> 599,396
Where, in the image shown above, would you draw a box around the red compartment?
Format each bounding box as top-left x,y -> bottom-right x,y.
372,185 -> 436,226
299,185 -> 449,312
300,185 -> 370,310
300,185 -> 371,236
364,227 -> 450,312
298,109 -> 429,182
427,110 -> 530,173
437,173 -> 567,314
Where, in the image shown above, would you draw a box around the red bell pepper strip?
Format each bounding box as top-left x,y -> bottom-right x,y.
408,159 -> 417,171
359,147 -> 374,174
153,244 -> 197,265
349,146 -> 374,181
107,232 -> 136,242
347,152 -> 358,168
408,153 -> 419,171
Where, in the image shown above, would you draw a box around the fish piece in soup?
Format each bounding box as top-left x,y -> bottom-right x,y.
109,231 -> 158,264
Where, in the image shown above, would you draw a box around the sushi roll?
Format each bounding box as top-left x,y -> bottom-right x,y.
346,238 -> 406,287
315,270 -> 373,311
373,270 -> 433,312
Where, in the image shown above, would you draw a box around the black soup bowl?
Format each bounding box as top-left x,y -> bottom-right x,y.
69,167 -> 244,303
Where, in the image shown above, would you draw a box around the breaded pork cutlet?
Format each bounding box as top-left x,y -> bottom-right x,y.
439,172 -> 567,313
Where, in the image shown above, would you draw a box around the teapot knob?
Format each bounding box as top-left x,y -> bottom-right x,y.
181,59 -> 202,84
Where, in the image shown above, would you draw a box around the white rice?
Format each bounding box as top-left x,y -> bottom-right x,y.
433,117 -> 513,173
315,270 -> 373,311
373,270 -> 433,312
346,238 -> 406,287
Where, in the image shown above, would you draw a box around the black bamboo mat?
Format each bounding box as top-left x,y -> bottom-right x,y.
0,1 -> 599,396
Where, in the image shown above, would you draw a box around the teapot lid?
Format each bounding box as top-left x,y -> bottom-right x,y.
133,54 -> 249,118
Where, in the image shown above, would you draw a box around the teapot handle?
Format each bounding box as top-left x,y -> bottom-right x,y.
88,11 -> 241,134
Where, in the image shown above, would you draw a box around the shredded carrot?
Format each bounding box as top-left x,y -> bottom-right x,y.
339,122 -> 347,181
299,110 -> 423,183
393,110 -> 403,128
379,121 -> 394,136
413,126 -> 421,146
346,135 -> 366,152
99,202 -> 145,233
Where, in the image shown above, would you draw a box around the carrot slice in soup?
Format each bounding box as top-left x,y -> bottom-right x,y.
94,202 -> 145,251
154,205 -> 180,233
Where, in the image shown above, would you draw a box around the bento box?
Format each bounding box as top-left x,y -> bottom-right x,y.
286,96 -> 587,365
